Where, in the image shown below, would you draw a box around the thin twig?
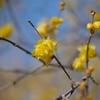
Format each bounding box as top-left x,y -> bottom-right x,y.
90,76 -> 100,87
86,34 -> 92,69
54,55 -> 72,80
55,83 -> 80,100
85,31 -> 92,95
85,10 -> 95,95
28,20 -> 44,39
0,36 -> 45,64
6,0 -> 24,42
0,68 -> 28,74
0,63 -> 73,74
55,75 -> 91,100
91,10 -> 95,24
86,10 -> 95,69
54,55 -> 71,80
57,0 -> 64,17
0,65 -> 43,92
0,36 -> 31,54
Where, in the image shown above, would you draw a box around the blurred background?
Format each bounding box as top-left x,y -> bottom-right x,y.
0,0 -> 100,100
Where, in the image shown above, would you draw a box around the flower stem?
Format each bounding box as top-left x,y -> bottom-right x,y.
54,55 -> 72,80
0,36 -> 45,64
28,20 -> 44,39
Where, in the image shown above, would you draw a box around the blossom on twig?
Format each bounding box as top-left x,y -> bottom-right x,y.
78,43 -> 97,62
31,37 -> 57,66
72,58 -> 85,71
36,17 -> 64,37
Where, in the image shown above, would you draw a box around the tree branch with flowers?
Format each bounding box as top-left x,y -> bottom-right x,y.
0,1 -> 100,100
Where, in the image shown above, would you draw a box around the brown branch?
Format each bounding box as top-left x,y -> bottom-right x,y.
0,63 -> 72,74
54,55 -> 72,80
90,76 -> 100,88
85,30 -> 93,95
85,10 -> 95,95
6,0 -> 24,42
91,10 -> 95,24
55,75 -> 91,100
0,65 -> 43,92
28,20 -> 44,39
86,34 -> 92,69
0,68 -> 28,73
0,36 -> 45,64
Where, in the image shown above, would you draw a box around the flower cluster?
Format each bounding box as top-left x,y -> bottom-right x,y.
93,21 -> 100,29
78,44 -> 97,62
0,23 -> 14,38
31,37 -> 57,66
94,11 -> 100,21
87,21 -> 100,30
72,44 -> 97,71
37,17 -> 64,38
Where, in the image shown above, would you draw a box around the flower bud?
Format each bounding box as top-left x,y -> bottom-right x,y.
60,2 -> 65,6
86,23 -> 93,30
93,21 -> 100,29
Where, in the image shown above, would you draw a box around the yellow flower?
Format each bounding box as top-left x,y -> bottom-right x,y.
93,21 -> 100,29
37,21 -> 49,37
50,17 -> 64,28
86,23 -> 93,30
37,20 -> 58,38
94,11 -> 100,21
37,17 -> 64,37
77,44 -> 97,62
0,23 -> 14,38
85,66 -> 94,75
32,37 -> 57,66
72,58 -> 85,71
79,81 -> 86,91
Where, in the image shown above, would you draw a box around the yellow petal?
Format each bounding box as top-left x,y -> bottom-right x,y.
93,21 -> 100,29
72,58 -> 85,71
77,45 -> 83,51
51,39 -> 57,45
0,23 -> 13,38
37,39 -> 44,44
89,44 -> 96,50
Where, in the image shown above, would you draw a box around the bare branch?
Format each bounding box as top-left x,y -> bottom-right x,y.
28,20 -> 44,39
0,68 -> 29,73
90,76 -> 100,88
0,36 -> 45,64
0,65 -> 43,92
55,75 -> 91,100
54,55 -> 72,80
